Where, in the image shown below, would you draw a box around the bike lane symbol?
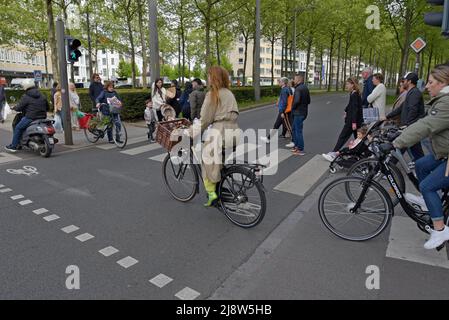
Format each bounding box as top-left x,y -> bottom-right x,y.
6,166 -> 39,177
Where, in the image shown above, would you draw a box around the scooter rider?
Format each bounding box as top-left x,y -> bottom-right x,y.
5,79 -> 48,153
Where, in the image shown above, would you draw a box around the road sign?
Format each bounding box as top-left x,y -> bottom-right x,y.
33,70 -> 42,82
410,37 -> 427,53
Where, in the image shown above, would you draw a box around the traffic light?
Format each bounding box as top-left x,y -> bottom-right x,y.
424,0 -> 449,37
66,38 -> 82,63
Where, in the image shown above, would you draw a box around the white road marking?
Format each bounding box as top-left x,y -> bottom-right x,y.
0,188 -> 12,193
175,287 -> 201,300
256,148 -> 292,176
19,199 -> 33,206
10,194 -> 24,200
43,214 -> 60,222
33,208 -> 49,215
75,233 -> 95,242
149,274 -> 173,288
386,216 -> 449,269
149,153 -> 168,162
0,152 -> 21,164
0,184 -> 4,188
96,136 -> 148,150
117,256 -> 139,269
99,246 -> 119,257
61,225 -> 80,234
226,143 -> 259,164
274,154 -> 329,197
121,143 -> 161,156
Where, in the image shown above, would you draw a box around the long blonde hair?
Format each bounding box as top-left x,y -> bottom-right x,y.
431,64 -> 449,85
208,66 -> 230,107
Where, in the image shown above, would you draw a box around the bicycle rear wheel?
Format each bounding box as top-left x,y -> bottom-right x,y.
319,176 -> 393,241
162,153 -> 199,202
218,166 -> 266,228
348,158 -> 405,207
113,121 -> 128,149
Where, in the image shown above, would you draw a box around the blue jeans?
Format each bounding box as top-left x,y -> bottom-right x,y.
292,115 -> 305,151
416,154 -> 449,222
107,113 -> 122,142
11,117 -> 32,148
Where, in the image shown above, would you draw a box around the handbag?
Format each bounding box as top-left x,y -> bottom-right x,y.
363,104 -> 379,124
54,113 -> 63,132
107,97 -> 122,114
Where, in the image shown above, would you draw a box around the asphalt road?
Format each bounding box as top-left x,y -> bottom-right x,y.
1,92 -> 447,300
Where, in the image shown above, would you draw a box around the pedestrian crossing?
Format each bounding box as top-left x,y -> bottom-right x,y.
0,152 -> 22,164
107,137 -> 330,197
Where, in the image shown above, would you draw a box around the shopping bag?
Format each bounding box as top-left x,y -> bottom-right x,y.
75,110 -> 85,119
1,101 -> 11,120
107,97 -> 122,114
78,114 -> 92,129
363,107 -> 379,124
54,113 -> 63,133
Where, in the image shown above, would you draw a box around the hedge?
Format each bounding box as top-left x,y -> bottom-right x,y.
5,86 -> 281,121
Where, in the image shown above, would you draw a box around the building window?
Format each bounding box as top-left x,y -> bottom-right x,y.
275,59 -> 281,66
112,68 -> 116,76
266,48 -> 272,55
239,36 -> 244,43
266,58 -> 272,65
238,48 -> 244,54
103,68 -> 107,76
260,47 -> 265,54
238,58 -> 244,65
111,58 -> 115,65
102,58 -> 107,65
102,49 -> 106,54
74,66 -> 80,76
275,49 -> 282,57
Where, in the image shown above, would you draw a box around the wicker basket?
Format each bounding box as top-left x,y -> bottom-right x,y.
156,119 -> 191,151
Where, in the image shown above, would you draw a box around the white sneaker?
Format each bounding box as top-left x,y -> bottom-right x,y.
286,142 -> 295,148
424,227 -> 449,250
322,152 -> 336,162
260,136 -> 269,144
405,193 -> 429,212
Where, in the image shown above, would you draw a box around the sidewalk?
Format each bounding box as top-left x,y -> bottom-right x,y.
0,112 -> 148,150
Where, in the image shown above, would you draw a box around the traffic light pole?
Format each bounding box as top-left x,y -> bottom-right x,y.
56,17 -> 73,146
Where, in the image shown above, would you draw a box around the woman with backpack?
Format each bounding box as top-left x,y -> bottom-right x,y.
261,77 -> 292,143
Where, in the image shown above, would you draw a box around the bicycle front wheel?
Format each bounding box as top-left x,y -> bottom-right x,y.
113,121 -> 128,149
318,176 -> 393,241
218,166 -> 266,228
84,127 -> 101,143
162,154 -> 199,202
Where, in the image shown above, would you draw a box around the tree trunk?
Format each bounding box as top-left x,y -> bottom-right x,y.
305,34 -> 313,84
426,45 -> 433,83
86,9 -> 94,81
43,41 -> 49,88
336,36 -> 342,91
243,36 -> 249,86
180,8 -> 186,86
319,49 -> 324,90
126,14 -> 137,87
46,0 -> 59,83
271,38 -> 275,86
327,34 -> 335,92
178,31 -> 181,77
357,46 -> 363,78
138,0 -> 148,88
215,24 -> 221,66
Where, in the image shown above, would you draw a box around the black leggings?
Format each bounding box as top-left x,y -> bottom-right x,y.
267,112 -> 292,139
333,123 -> 357,152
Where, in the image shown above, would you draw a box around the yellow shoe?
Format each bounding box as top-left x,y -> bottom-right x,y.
204,192 -> 218,207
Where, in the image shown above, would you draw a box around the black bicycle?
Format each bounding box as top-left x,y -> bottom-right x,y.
319,141 -> 449,251
162,143 -> 267,228
84,104 -> 128,149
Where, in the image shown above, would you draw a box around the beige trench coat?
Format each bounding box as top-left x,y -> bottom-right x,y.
199,88 -> 240,183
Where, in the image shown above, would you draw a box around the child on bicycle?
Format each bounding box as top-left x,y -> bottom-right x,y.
144,99 -> 157,142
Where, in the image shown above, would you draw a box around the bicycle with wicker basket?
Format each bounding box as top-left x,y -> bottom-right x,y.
156,119 -> 267,228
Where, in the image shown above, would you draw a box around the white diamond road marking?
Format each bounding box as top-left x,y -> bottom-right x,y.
10,194 -> 24,200
0,188 -> 12,193
121,143 -> 161,156
149,274 -> 173,288
61,225 -> 80,234
33,208 -> 49,215
75,233 -> 95,242
19,199 -> 33,206
99,246 -> 119,257
386,216 -> 449,269
117,256 -> 139,269
175,287 -> 201,300
43,214 -> 60,222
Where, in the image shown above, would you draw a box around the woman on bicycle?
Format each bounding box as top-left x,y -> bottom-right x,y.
194,66 -> 240,207
96,81 -> 124,144
393,64 -> 449,250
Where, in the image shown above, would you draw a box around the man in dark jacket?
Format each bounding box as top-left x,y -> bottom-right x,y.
89,73 -> 103,112
362,68 -> 374,108
5,79 -> 48,153
0,77 -> 6,123
387,72 -> 425,161
291,74 -> 311,156
190,78 -> 206,120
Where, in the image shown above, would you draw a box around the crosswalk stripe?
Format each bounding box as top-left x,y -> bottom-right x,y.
0,152 -> 21,164
386,216 -> 449,269
274,154 -> 329,197
96,136 -> 148,150
149,153 -> 168,162
256,148 -> 292,176
120,143 -> 161,156
225,143 -> 259,164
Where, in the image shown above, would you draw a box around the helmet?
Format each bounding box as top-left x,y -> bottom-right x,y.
22,78 -> 36,91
